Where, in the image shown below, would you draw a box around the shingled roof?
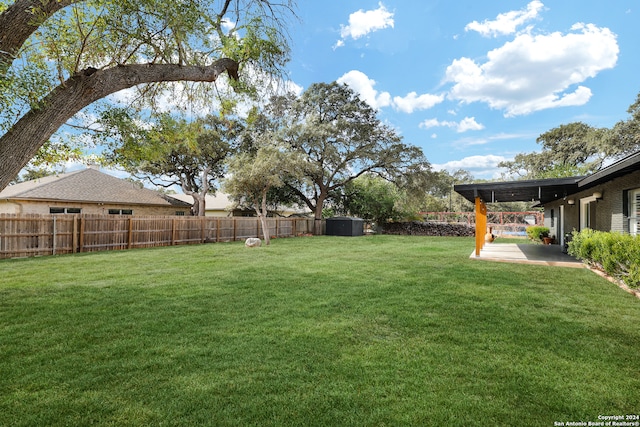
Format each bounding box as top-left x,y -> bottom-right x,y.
0,168 -> 191,207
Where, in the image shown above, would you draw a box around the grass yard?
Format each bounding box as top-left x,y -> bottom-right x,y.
1,235 -> 639,426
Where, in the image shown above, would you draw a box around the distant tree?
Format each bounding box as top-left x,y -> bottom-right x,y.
102,112 -> 242,215
499,91 -> 640,181
498,122 -> 612,179
271,82 -> 431,234
223,138 -> 304,245
341,175 -> 400,225
611,92 -> 640,157
419,169 -> 474,212
0,0 -> 295,191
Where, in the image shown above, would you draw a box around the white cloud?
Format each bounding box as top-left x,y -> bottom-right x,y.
419,116 -> 484,133
338,70 -> 445,113
334,2 -> 394,48
446,22 -> 618,116
465,1 -> 544,37
457,117 -> 485,132
433,155 -> 509,179
393,92 -> 444,113
337,70 -> 392,110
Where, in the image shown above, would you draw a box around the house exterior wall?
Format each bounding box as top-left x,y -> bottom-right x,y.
543,169 -> 640,235
0,201 -> 21,214
0,200 -> 191,216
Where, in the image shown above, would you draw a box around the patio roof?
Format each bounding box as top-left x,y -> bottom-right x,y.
454,150 -> 640,205
454,176 -> 583,204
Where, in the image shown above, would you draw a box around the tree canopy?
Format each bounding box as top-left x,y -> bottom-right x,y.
498,93 -> 640,180
223,137 -> 304,244
264,82 -> 431,232
0,0 -> 295,190
101,112 -> 243,215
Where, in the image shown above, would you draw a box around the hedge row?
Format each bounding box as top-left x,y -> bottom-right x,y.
568,229 -> 640,289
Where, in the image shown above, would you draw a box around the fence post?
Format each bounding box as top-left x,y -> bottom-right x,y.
52,216 -> 57,256
201,217 -> 206,243
72,215 -> 78,253
233,218 -> 237,241
128,217 -> 133,249
79,217 -> 85,252
216,218 -> 220,242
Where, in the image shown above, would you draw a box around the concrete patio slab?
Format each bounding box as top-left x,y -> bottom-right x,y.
471,242 -> 584,268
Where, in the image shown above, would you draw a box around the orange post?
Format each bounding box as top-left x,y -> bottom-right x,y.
475,196 -> 487,256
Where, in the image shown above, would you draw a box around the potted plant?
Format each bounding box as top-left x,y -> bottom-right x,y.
526,226 -> 551,243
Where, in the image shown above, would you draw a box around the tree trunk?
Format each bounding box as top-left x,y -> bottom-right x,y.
186,192 -> 205,216
0,59 -> 238,191
313,201 -> 324,236
0,0 -> 78,74
260,188 -> 271,245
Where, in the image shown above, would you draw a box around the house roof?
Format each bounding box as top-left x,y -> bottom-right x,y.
454,150 -> 640,204
578,151 -> 640,188
0,168 -> 192,207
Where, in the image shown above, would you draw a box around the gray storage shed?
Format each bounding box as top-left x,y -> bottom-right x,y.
325,216 -> 364,236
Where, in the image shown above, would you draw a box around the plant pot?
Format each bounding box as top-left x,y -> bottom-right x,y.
543,237 -> 554,245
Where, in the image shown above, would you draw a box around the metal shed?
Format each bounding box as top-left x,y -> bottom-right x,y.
325,216 -> 364,236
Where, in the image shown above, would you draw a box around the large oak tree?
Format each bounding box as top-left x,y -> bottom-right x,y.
268,82 -> 431,234
0,0 -> 295,191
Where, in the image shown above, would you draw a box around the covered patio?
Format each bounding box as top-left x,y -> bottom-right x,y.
454,177 -> 584,266
471,242 -> 583,268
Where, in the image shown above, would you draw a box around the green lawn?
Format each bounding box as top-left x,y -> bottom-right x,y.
1,235 -> 638,426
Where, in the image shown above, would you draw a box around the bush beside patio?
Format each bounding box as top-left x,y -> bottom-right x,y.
568,228 -> 640,290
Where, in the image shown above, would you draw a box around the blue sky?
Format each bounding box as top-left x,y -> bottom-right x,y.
281,1 -> 639,179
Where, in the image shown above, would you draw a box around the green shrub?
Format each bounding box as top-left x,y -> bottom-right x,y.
568,229 -> 640,289
526,225 -> 550,241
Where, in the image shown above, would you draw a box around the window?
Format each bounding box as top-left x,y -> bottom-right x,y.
175,211 -> 185,216
580,196 -> 597,230
108,209 -> 133,215
631,189 -> 640,236
50,207 -> 81,214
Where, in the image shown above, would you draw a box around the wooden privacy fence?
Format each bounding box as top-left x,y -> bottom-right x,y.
0,214 -> 316,259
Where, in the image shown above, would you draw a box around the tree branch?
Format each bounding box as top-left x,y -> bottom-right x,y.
0,0 -> 79,74
0,59 -> 239,190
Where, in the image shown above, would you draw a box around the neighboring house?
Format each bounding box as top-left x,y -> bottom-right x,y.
454,151 -> 640,254
0,166 -> 192,216
170,193 -> 312,218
